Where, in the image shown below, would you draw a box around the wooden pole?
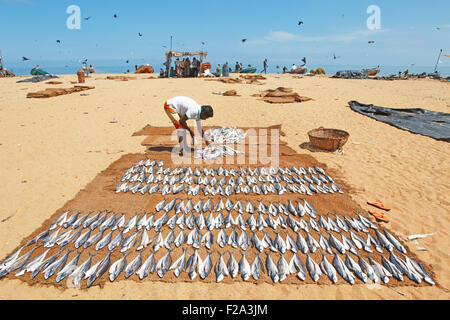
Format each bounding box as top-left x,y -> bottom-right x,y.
434,49 -> 443,73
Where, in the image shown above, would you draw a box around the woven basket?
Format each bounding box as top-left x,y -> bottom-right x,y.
308,127 -> 349,151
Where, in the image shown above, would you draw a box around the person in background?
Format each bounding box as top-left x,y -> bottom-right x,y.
235,61 -> 240,72
216,64 -> 222,77
89,65 -> 95,73
160,68 -> 164,77
282,66 -> 287,74
222,62 -> 229,77
291,63 -> 297,71
181,58 -> 185,77
185,57 -> 191,77
175,58 -> 182,77
240,63 -> 244,71
135,65 -> 138,71
192,57 -> 199,77
262,58 -> 268,74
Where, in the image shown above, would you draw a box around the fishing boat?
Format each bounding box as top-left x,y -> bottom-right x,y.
289,66 -> 307,74
240,67 -> 257,74
362,66 -> 380,76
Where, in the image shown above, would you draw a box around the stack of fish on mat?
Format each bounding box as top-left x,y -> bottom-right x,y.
116,159 -> 344,196
0,198 -> 434,287
194,127 -> 246,160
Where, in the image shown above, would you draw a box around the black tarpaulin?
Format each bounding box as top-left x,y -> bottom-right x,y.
348,101 -> 450,142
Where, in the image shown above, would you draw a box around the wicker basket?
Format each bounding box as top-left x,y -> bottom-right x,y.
308,127 -> 349,151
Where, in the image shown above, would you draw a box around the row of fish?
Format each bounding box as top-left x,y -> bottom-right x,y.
116,162 -> 343,196
0,244 -> 434,286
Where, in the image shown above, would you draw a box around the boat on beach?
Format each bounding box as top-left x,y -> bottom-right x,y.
362,66 -> 380,76
289,66 -> 307,74
240,67 -> 257,74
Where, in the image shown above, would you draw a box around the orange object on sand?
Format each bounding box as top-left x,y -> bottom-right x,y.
369,211 -> 390,222
367,201 -> 391,211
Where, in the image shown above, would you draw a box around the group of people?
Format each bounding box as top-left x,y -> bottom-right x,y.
173,57 -> 201,78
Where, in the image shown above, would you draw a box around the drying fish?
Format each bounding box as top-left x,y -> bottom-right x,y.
120,231 -> 139,252
302,199 -> 317,219
251,253 -> 265,280
136,251 -> 156,280
357,253 -> 379,284
383,229 -> 407,254
375,229 -> 394,252
164,230 -> 175,249
327,232 -> 346,254
90,211 -> 108,231
124,252 -> 142,279
170,248 -> 187,278
319,233 -> 333,254
227,251 -> 239,278
74,229 -> 91,249
137,230 -> 152,251
100,213 -> 117,232
49,210 -> 70,231
198,251 -> 213,279
217,228 -> 228,248
108,230 -> 124,251
367,254 -> 391,283
296,232 -> 309,254
69,252 -> 95,287
277,253 -> 290,282
123,214 -> 138,234
43,248 -> 72,280
84,230 -> 104,249
201,230 -> 214,250
305,234 -> 320,253
87,251 -> 112,287
381,255 -> 403,281
83,211 -> 101,229
111,214 -> 125,231
306,254 -> 322,282
238,230 -> 250,251
186,249 -> 199,280
109,253 -> 128,282
95,230 -> 113,251
214,252 -> 229,283
156,249 -> 173,278
320,253 -> 338,284
345,253 -> 367,283
265,252 -> 279,283
333,253 -> 355,285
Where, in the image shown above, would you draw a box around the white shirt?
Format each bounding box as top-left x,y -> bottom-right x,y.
291,65 -> 297,71
166,96 -> 202,132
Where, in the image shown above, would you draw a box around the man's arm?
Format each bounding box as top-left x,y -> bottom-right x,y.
179,115 -> 194,139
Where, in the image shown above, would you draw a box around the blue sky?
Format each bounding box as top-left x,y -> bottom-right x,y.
1,0 -> 449,69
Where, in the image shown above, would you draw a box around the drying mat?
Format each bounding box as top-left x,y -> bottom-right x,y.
0,125 -> 435,290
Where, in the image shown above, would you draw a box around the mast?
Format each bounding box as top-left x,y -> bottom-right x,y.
434,49 -> 443,73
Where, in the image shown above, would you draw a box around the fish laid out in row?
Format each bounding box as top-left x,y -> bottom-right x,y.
116,160 -> 343,196
0,244 -> 434,287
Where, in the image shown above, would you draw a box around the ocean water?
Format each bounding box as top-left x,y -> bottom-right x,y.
5,62 -> 450,77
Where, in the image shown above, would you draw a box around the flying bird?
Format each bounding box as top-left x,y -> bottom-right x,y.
126,60 -> 129,63
301,57 -> 306,64
436,27 -> 441,30
56,40 -> 61,44
138,33 -> 143,37
298,21 -> 304,26
241,39 -> 247,43
22,57 -> 30,61
201,42 -> 205,45
276,65 -> 280,69
84,17 -> 91,20
368,41 -> 375,44
113,14 -> 118,18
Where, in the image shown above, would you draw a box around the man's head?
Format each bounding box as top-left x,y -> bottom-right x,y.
200,105 -> 214,120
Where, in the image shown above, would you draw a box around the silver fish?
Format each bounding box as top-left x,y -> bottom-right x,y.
74,229 -> 91,249
367,254 -> 391,283
238,230 -> 250,251
251,253 -> 265,280
136,213 -> 148,231
186,249 -> 199,280
154,212 -> 169,232
155,199 -> 166,212
174,230 -> 186,248
120,231 -> 139,252
195,213 -> 206,230
125,252 -> 142,279
328,232 -> 346,254
63,211 -> 81,229
43,248 -> 72,280
198,251 -> 213,280
29,248 -> 64,280
164,230 -> 175,249
289,254 -> 306,281
123,214 -> 138,234
375,229 -> 394,252
228,227 -> 239,248
109,253 -> 128,281
15,248 -> 50,277
320,253 -> 338,284
95,230 -> 113,251
83,211 -> 101,229
100,213 -> 117,232
305,233 -> 320,253
170,248 -> 187,278
341,234 -> 358,255
227,251 -> 239,278
345,253 -> 368,283
90,212 -> 108,231
277,252 -> 290,282
357,253 -> 379,283
69,252 -> 95,287
202,230 -> 214,250
111,214 -> 125,231
333,253 -> 355,285
383,229 -> 407,254
84,230 -> 104,249
302,199 -> 317,219
319,233 -> 333,254
296,232 -> 309,254
265,252 -> 279,283
87,251 -> 112,287
136,251 -> 156,280
43,228 -> 61,248
156,249 -> 173,278
217,228 -> 228,248
25,229 -> 50,247
381,255 -> 403,281
390,253 -> 421,283
306,254 -> 322,282
108,230 -> 124,251
215,252 -> 229,282
49,210 -> 70,231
